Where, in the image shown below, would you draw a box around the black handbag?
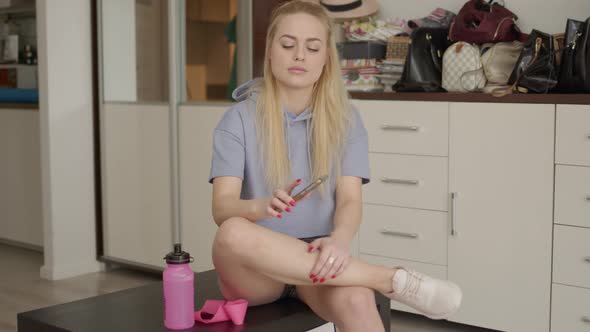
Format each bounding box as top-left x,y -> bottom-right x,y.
555,18 -> 589,92
393,28 -> 451,92
506,29 -> 558,93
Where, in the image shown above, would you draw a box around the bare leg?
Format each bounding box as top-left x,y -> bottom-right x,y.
297,285 -> 386,332
213,217 -> 395,295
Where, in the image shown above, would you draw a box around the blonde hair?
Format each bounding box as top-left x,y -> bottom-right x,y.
251,0 -> 351,192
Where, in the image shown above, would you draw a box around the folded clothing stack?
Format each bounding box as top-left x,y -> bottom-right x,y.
376,59 -> 405,91
341,58 -> 383,92
338,41 -> 386,91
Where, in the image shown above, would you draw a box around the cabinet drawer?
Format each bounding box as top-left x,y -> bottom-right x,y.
551,284 -> 590,332
556,105 -> 590,166
353,100 -> 448,156
364,153 -> 448,211
360,204 -> 447,265
555,165 -> 590,228
360,254 -> 447,314
553,225 -> 590,289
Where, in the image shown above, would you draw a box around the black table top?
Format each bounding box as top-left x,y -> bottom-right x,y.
18,270 -> 389,332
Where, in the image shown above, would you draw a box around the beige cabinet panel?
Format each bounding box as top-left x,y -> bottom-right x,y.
553,225 -> 590,289
179,105 -> 226,272
554,165 -> 590,228
364,153 -> 448,211
448,103 -> 554,332
551,284 -> 590,332
353,100 -> 449,156
556,105 -> 590,167
360,204 -> 447,265
102,103 -> 172,268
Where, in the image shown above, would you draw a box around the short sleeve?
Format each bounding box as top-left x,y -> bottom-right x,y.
341,106 -> 370,184
208,108 -> 245,183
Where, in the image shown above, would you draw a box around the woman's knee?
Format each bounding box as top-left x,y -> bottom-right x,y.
213,217 -> 256,254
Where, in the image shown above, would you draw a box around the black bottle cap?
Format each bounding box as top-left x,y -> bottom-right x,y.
164,243 -> 193,265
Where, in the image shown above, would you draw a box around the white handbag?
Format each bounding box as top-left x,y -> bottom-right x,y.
481,41 -> 523,85
442,42 -> 486,92
480,41 -> 524,93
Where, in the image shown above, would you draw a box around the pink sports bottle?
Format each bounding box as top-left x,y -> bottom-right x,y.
163,244 -> 194,330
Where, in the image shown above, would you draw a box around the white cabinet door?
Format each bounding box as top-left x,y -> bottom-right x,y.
102,103 -> 172,268
180,105 -> 226,272
102,103 -> 226,272
447,103 -> 554,332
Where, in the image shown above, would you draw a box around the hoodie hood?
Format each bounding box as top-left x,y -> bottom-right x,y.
231,78 -> 312,121
231,78 -> 261,102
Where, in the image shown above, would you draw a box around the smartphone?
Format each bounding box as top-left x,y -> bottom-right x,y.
292,175 -> 328,202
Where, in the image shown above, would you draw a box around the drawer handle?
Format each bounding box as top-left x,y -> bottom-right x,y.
380,177 -> 420,186
450,192 -> 458,236
380,229 -> 419,239
586,195 -> 590,201
380,124 -> 420,132
582,316 -> 590,323
584,257 -> 590,263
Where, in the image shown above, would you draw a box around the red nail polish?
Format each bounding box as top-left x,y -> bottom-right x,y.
320,278 -> 325,283
277,214 -> 282,219
313,278 -> 318,283
331,275 -> 336,279
297,178 -> 302,183
286,207 -> 291,212
309,274 -> 315,278
290,201 -> 296,206
308,246 -> 313,253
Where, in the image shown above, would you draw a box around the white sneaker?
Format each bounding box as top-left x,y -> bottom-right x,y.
384,267 -> 462,320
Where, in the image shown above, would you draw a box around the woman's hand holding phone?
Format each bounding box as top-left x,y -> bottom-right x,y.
255,178 -> 315,220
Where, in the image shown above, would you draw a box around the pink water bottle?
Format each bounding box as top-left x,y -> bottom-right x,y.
163,244 -> 194,330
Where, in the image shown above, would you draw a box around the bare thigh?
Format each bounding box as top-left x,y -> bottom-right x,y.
212,222 -> 285,306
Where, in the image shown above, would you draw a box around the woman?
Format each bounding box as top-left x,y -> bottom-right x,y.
209,1 -> 462,331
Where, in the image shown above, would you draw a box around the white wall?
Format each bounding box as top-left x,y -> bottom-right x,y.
37,0 -> 103,280
0,109 -> 42,249
377,0 -> 590,34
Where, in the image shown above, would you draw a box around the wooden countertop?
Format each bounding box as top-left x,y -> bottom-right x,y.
349,91 -> 590,105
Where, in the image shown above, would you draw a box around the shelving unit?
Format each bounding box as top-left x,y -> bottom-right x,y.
185,0 -> 237,101
0,4 -> 35,18
349,91 -> 590,105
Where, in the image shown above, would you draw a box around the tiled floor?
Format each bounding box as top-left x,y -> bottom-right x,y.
0,243 -> 494,332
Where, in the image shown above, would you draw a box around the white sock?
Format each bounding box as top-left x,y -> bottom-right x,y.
392,268 -> 408,293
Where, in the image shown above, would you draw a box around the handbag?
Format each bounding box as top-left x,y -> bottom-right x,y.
480,41 -> 523,93
492,30 -> 557,95
555,18 -> 589,92
449,0 -> 525,44
393,27 -> 451,92
442,42 -> 486,92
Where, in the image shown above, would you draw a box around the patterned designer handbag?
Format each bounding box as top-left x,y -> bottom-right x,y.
442,42 -> 487,92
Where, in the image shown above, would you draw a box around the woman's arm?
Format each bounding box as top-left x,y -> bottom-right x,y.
212,176 -> 262,226
212,176 -> 304,226
330,176 -> 363,243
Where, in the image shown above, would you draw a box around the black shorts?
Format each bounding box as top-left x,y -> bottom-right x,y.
279,235 -> 326,299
